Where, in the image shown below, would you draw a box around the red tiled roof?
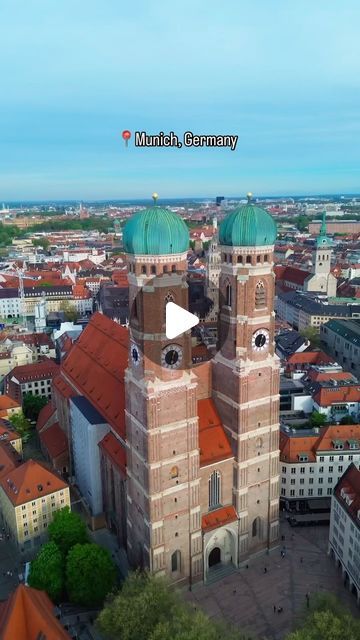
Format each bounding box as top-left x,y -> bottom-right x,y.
275,265 -> 310,286
60,313 -> 128,438
198,399 -> 233,466
0,442 -> 19,479
202,505 -> 238,532
98,431 -> 126,473
0,421 -> 21,443
8,359 -> 59,383
0,395 -> 21,411
0,584 -> 70,639
39,422 -> 68,460
280,431 -> 318,462
36,402 -> 56,433
335,464 -> 360,525
52,375 -> 77,399
1,459 -> 68,506
307,370 -> 353,383
314,386 -> 360,407
287,350 -> 333,365
280,424 -> 360,462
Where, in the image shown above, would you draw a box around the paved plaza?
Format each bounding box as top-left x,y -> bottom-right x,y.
186,518 -> 360,639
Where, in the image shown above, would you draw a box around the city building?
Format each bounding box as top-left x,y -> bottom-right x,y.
4,359 -> 60,403
280,424 -> 360,511
328,463 -> 360,603
276,290 -> 360,331
303,212 -> 337,297
53,195 -> 280,584
0,584 -> 70,639
0,421 -> 22,455
309,220 -> 360,235
0,459 -> 70,549
321,319 -> 360,379
0,395 -> 22,420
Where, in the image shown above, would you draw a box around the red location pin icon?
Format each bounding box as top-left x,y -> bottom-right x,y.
122,130 -> 131,147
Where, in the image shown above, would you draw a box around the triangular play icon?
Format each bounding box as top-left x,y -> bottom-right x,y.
165,302 -> 199,340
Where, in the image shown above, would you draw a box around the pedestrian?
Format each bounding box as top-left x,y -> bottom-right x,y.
233,589 -> 237,595
273,605 -> 276,613
278,606 -> 283,614
246,564 -> 249,569
300,557 -> 303,563
264,567 -> 267,574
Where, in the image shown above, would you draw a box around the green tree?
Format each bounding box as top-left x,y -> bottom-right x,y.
59,300 -> 78,322
32,237 -> 50,250
23,393 -> 47,422
9,411 -> 32,438
97,571 -> 246,640
309,411 -> 327,427
48,506 -> 89,557
66,543 -> 116,607
28,542 -> 64,602
300,326 -> 321,348
295,215 -> 310,232
287,592 -> 360,640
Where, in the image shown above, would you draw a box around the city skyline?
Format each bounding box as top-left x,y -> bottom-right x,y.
1,0 -> 360,199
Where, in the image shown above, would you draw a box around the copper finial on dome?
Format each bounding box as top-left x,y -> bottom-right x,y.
152,192 -> 159,204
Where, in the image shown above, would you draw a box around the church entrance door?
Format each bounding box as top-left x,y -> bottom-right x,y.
208,546 -> 221,567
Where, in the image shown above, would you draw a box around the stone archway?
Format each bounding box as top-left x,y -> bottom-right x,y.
205,528 -> 237,580
209,547 -> 221,567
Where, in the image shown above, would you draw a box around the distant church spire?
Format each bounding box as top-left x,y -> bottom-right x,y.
316,210 -> 330,247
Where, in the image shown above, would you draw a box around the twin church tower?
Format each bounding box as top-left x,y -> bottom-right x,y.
122,194 -> 280,584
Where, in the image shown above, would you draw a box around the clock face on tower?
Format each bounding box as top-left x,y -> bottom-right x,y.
252,328 -> 270,352
130,343 -> 141,366
161,344 -> 183,369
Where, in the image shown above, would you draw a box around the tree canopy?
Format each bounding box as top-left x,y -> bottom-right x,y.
28,542 -> 64,602
309,411 -> 327,427
286,593 -> 360,640
9,411 -> 32,438
66,543 -> 116,607
97,571 -> 246,640
23,393 -> 48,422
59,300 -> 78,322
48,506 -> 89,557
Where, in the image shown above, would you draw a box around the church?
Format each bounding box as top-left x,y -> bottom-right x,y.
53,194 -> 280,585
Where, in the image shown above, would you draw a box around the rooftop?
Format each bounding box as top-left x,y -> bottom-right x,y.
198,398 -> 233,466
71,396 -> 106,425
1,459 -> 68,506
0,584 -> 70,640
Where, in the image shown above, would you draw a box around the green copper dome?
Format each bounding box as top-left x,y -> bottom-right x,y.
219,195 -> 277,247
123,205 -> 189,255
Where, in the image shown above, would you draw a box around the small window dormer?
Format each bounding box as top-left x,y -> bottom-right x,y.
332,439 -> 344,450
298,454 -> 308,462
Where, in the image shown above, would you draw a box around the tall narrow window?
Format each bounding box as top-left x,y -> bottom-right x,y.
171,550 -> 181,572
208,470 -> 221,509
226,284 -> 232,307
255,281 -> 266,309
141,265 -> 147,275
252,517 -> 258,537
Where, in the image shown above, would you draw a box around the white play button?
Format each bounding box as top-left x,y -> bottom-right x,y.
165,302 -> 199,340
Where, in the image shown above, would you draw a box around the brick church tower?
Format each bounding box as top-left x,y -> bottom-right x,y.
212,193 -> 280,560
123,195 -> 203,583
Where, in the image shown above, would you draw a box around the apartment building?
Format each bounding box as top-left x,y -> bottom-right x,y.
328,464 -> 360,604
0,459 -> 70,549
280,424 -> 360,510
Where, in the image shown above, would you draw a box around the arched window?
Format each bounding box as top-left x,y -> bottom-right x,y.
252,518 -> 257,537
171,550 -> 181,572
208,470 -> 221,509
150,265 -> 156,275
226,284 -> 232,307
256,437 -> 263,449
255,281 -> 266,309
170,466 -> 179,479
237,255 -> 242,264
164,292 -> 175,321
132,298 -> 138,320
246,255 -> 251,264
141,265 -> 147,275
171,264 -> 176,272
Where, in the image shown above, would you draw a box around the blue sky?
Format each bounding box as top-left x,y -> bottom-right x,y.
1,0 -> 360,200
